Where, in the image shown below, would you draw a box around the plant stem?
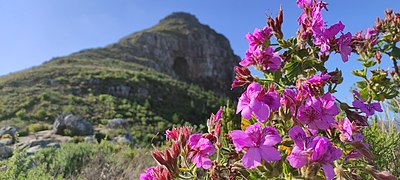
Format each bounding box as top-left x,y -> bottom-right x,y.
390,55 -> 400,78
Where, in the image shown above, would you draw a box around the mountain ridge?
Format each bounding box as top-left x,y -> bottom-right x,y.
0,12 -> 240,144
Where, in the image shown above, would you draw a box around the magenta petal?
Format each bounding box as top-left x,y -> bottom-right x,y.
262,127 -> 282,146
287,146 -> 307,168
200,156 -> 213,169
198,138 -> 216,156
230,130 -> 252,151
189,134 -> 202,149
289,126 -> 306,147
193,154 -> 202,168
322,163 -> 335,180
251,99 -> 270,122
316,117 -> 330,130
236,93 -> 250,114
242,147 -> 261,169
259,145 -> 281,161
371,102 -> 383,112
241,106 -> 253,120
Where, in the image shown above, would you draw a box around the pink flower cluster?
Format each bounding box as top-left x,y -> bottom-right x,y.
140,1 -> 397,179
239,26 -> 282,71
287,126 -> 342,180
297,0 -> 352,62
236,82 -> 280,122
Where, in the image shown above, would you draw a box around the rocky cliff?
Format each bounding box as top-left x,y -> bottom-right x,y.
69,12 -> 240,95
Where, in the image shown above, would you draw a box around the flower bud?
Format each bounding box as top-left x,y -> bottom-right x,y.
267,6 -> 284,39
374,51 -> 382,63
231,66 -> 254,89
366,165 -> 397,180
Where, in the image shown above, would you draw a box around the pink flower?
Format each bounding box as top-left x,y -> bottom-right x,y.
261,85 -> 281,111
308,73 -> 332,87
288,127 -> 342,180
338,32 -> 352,62
239,47 -> 282,71
297,93 -> 339,132
365,28 -> 376,39
237,82 -> 280,122
314,21 -> 345,53
335,118 -> 354,141
140,166 -> 156,180
245,26 -> 272,51
188,134 -> 216,169
352,90 -> 382,116
296,0 -> 312,8
230,123 -> 282,169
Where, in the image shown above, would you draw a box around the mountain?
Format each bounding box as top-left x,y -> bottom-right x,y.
0,12 -> 240,143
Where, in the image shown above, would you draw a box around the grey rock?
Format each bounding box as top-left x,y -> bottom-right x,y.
84,136 -> 97,144
113,132 -> 134,145
26,145 -> 41,155
0,143 -> 12,159
20,139 -> 61,149
0,138 -> 13,145
0,126 -> 18,138
23,140 -> 61,155
106,119 -> 129,129
53,114 -> 94,136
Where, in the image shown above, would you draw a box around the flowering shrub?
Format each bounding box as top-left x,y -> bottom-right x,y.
141,1 -> 399,179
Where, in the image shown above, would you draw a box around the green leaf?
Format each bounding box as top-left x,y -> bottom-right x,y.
391,46 -> 400,59
356,81 -> 367,89
352,69 -> 366,78
363,60 -> 377,68
284,61 -> 303,80
311,59 -> 326,71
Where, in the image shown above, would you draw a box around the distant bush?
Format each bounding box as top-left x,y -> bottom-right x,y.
363,119 -> 400,177
27,123 -> 52,133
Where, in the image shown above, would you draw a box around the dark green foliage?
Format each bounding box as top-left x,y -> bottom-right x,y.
363,119 -> 400,177
0,142 -> 154,179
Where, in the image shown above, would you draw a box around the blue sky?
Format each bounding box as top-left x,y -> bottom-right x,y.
0,0 -> 398,102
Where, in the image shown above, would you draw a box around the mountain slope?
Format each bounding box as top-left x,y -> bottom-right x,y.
0,12 -> 240,144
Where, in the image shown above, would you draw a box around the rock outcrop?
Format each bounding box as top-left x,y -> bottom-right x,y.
53,114 -> 94,136
71,12 -> 240,95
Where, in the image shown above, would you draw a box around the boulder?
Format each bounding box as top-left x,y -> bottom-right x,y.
84,136 -> 97,144
0,138 -> 13,145
0,126 -> 18,138
26,145 -> 41,155
113,132 -> 134,145
53,114 -> 94,136
0,143 -> 12,159
106,118 -> 129,129
21,139 -> 61,155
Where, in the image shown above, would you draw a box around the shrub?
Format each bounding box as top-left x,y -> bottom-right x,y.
27,123 -> 52,134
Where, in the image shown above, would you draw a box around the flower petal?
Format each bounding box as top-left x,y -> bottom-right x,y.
287,146 -> 307,168
322,163 -> 335,180
242,147 -> 261,169
230,130 -> 253,151
259,145 -> 281,161
251,99 -> 270,122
